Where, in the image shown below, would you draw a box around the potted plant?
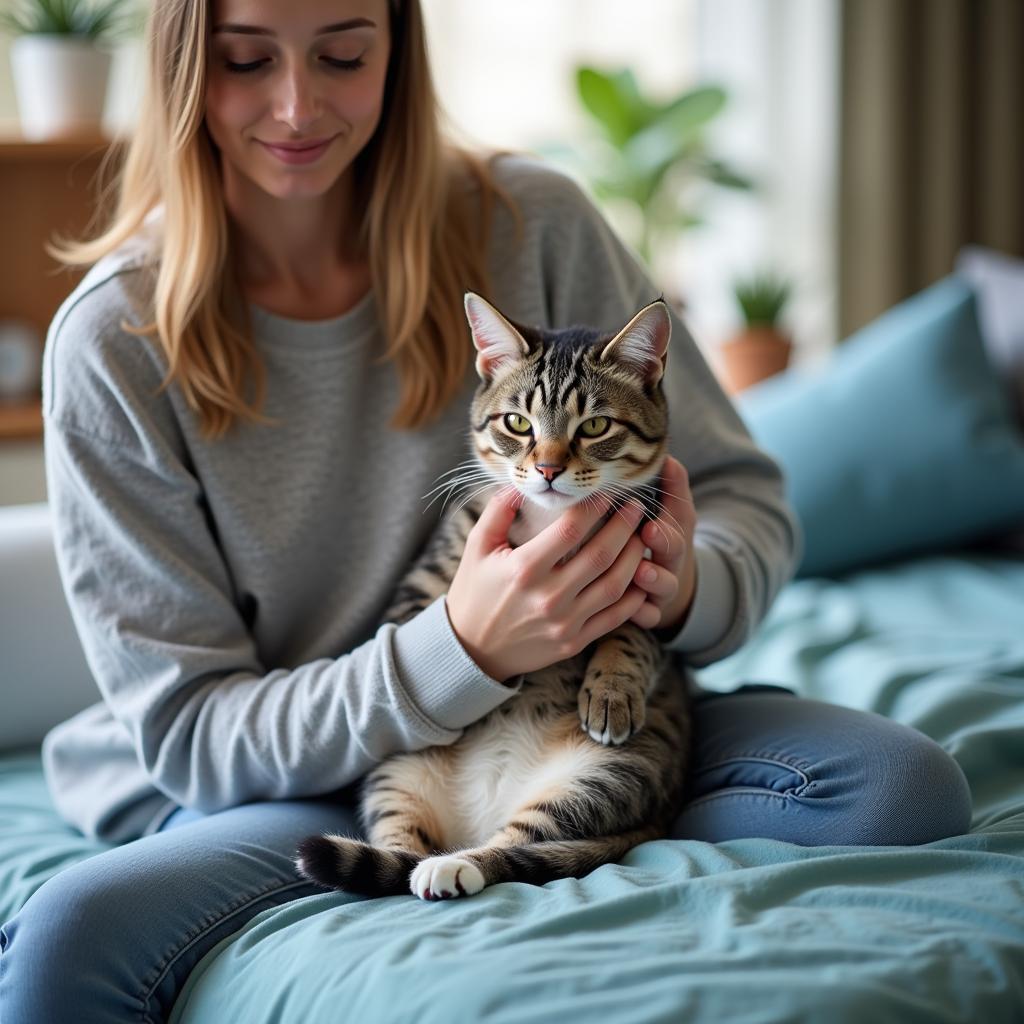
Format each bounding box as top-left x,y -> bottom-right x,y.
719,271 -> 794,393
543,68 -> 752,288
1,0 -> 142,140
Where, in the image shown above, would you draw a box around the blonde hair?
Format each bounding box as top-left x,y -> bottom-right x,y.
50,0 -> 517,438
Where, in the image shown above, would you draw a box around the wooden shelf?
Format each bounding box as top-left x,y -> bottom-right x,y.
0,133 -> 128,439
0,399 -> 43,441
0,132 -> 127,161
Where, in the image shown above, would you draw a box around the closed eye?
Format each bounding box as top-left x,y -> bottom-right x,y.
225,59 -> 267,73
224,56 -> 365,73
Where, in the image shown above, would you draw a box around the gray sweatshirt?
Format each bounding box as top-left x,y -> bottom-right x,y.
41,156 -> 801,843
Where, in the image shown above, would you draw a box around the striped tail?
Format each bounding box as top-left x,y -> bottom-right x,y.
296,826 -> 663,900
295,835 -> 422,896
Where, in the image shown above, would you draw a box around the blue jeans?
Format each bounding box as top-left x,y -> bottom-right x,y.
0,691 -> 972,1023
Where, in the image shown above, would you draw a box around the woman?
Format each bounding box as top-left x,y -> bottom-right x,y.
0,1 -> 971,1020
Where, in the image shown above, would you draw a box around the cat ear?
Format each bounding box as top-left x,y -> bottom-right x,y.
599,300 -> 672,387
465,292 -> 530,382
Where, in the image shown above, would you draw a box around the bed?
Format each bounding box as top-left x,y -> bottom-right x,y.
1,545 -> 1022,1021
2,254 -> 1024,1020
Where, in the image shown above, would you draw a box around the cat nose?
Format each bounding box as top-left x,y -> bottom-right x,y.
535,463 -> 565,482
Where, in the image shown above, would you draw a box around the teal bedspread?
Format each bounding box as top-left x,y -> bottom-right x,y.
3,551 -> 1023,1022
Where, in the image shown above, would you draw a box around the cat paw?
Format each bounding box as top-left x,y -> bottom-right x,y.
579,678 -> 646,745
410,855 -> 485,901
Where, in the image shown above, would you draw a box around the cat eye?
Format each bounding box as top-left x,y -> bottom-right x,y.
504,414 -> 532,435
578,417 -> 610,438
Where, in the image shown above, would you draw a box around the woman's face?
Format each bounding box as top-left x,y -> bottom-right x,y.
205,0 -> 392,201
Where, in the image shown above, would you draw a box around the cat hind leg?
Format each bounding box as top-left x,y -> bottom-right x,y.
410,855 -> 486,901
409,827 -> 661,901
294,835 -> 422,896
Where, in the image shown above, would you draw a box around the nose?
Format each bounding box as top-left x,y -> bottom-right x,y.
273,62 -> 321,132
535,463 -> 565,482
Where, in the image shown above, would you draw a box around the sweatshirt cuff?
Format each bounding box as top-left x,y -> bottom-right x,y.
393,595 -> 521,732
664,543 -> 737,656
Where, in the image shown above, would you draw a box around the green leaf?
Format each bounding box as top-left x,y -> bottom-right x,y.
0,0 -> 142,38
701,159 -> 755,191
733,272 -> 793,327
655,84 -> 728,129
623,87 -> 729,180
625,120 -> 700,180
576,67 -> 637,149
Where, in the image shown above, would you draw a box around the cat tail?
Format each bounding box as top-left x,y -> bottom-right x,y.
295,835 -> 421,896
469,825 -> 664,890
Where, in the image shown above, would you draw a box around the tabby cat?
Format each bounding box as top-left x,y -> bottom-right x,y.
295,293 -> 691,900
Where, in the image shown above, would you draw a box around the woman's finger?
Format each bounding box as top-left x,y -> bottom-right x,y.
633,560 -> 676,601
628,600 -> 663,630
643,457 -> 693,561
470,486 -> 522,555
516,494 -> 612,572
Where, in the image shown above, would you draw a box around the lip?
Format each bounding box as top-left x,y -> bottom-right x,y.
258,136 -> 336,165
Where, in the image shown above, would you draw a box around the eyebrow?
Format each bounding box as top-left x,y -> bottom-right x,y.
212,18 -> 375,36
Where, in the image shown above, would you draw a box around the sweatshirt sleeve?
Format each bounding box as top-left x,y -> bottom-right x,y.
41,292 -> 518,817
515,161 -> 803,667
44,420 -> 518,815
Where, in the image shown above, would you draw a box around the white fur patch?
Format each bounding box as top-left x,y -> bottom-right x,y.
451,707 -> 608,848
411,855 -> 485,900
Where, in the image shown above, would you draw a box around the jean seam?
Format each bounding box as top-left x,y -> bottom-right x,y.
137,876 -> 314,1023
686,787 -> 796,810
693,753 -> 813,785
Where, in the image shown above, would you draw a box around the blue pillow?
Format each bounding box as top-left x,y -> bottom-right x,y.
737,275 -> 1024,577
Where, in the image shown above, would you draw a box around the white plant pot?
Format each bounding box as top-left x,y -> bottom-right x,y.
10,34 -> 113,140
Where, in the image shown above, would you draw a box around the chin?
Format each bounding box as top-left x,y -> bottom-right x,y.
522,489 -> 584,512
260,172 -> 339,200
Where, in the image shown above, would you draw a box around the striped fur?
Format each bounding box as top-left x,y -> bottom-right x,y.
296,297 -> 691,900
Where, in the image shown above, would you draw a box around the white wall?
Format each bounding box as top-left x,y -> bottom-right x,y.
423,0 -> 695,150
682,0 -> 841,371
0,442 -> 46,505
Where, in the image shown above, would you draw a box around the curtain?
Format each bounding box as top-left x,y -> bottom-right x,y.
838,0 -> 1024,336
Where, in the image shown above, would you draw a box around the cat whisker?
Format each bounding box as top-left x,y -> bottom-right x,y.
423,467 -> 495,492
423,467 -> 487,498
422,471 -> 495,501
431,459 -> 484,482
427,479 -> 498,516
601,484 -> 687,538
640,479 -> 696,510
600,484 -> 657,527
423,479 -> 487,515
451,482 -> 503,517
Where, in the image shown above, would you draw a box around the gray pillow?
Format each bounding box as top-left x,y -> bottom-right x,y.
955,245 -> 1024,425
955,246 -> 1024,552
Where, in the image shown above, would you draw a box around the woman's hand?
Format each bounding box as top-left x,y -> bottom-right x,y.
446,490 -> 651,683
628,456 -> 697,636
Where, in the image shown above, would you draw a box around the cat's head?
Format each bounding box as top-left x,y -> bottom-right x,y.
464,293 -> 670,512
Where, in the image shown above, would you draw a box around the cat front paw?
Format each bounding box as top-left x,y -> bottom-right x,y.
579,677 -> 646,745
410,855 -> 485,901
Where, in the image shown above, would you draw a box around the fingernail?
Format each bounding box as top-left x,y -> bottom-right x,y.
641,566 -> 657,583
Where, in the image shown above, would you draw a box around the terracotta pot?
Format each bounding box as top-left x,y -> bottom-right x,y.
718,327 -> 793,394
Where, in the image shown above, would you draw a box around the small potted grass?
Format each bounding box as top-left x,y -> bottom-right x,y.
2,0 -> 142,139
719,271 -> 794,393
